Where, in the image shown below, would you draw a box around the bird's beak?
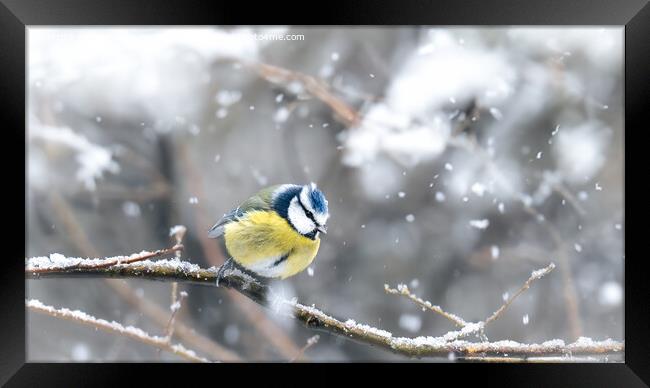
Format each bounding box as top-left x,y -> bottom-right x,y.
317,225 -> 328,234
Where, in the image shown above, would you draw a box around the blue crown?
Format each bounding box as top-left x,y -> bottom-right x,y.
309,187 -> 328,214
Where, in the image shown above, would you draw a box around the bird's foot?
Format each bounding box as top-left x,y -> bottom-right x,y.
216,258 -> 234,287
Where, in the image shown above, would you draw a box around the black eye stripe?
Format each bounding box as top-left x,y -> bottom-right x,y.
297,197 -> 318,225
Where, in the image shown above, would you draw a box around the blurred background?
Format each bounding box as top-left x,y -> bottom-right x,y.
26,27 -> 624,361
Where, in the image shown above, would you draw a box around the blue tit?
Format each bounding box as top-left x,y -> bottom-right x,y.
208,183 -> 329,282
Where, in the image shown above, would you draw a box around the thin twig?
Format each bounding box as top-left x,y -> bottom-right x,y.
165,288 -> 187,341
485,263 -> 555,325
385,263 -> 555,341
289,335 -> 320,362
156,286 -> 189,359
27,299 -> 209,363
384,284 -> 468,327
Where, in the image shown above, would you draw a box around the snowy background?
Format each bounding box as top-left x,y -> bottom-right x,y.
27,27 -> 624,361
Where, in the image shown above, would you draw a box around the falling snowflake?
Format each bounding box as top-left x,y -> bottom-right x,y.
469,219 -> 489,229
491,245 -> 500,260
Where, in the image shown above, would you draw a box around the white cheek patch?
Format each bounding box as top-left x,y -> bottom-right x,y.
288,197 -> 315,235
299,185 -> 329,227
314,212 -> 329,227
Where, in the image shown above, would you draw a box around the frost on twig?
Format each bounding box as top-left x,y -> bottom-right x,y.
384,283 -> 467,327
27,299 -> 209,362
26,244 -> 184,274
485,262 -> 555,325
386,263 -> 556,342
26,255 -> 622,360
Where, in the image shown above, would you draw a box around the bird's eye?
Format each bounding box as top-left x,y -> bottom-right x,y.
303,207 -> 315,221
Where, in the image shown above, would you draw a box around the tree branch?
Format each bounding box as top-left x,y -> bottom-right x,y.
27,299 -> 209,363
26,256 -> 623,360
28,244 -> 184,274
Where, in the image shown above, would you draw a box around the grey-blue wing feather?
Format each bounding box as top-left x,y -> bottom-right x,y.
207,207 -> 244,238
207,186 -> 280,239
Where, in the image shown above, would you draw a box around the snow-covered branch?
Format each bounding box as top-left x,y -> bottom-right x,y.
27,244 -> 184,274
27,299 -> 209,363
25,254 -> 623,360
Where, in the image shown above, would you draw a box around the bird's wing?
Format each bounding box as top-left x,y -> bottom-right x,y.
207,185 -> 282,238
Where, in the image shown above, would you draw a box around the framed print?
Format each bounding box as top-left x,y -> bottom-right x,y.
1,0 -> 648,385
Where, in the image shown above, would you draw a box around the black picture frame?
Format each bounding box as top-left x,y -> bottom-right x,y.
2,0 -> 647,385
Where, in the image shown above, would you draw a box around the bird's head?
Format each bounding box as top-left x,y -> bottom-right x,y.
285,182 -> 329,238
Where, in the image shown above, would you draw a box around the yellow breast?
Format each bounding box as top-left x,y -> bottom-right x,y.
223,210 -> 321,279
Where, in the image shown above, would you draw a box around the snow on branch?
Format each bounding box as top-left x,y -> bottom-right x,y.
385,263 -> 556,342
26,252 -> 623,361
27,244 -> 184,274
385,283 -> 468,327
27,299 -> 209,363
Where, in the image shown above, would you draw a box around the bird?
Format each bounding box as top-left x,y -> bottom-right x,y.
208,183 -> 329,284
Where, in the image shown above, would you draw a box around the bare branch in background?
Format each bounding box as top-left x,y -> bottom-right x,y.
26,256 -> 623,360
27,299 -> 209,363
251,62 -> 361,127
